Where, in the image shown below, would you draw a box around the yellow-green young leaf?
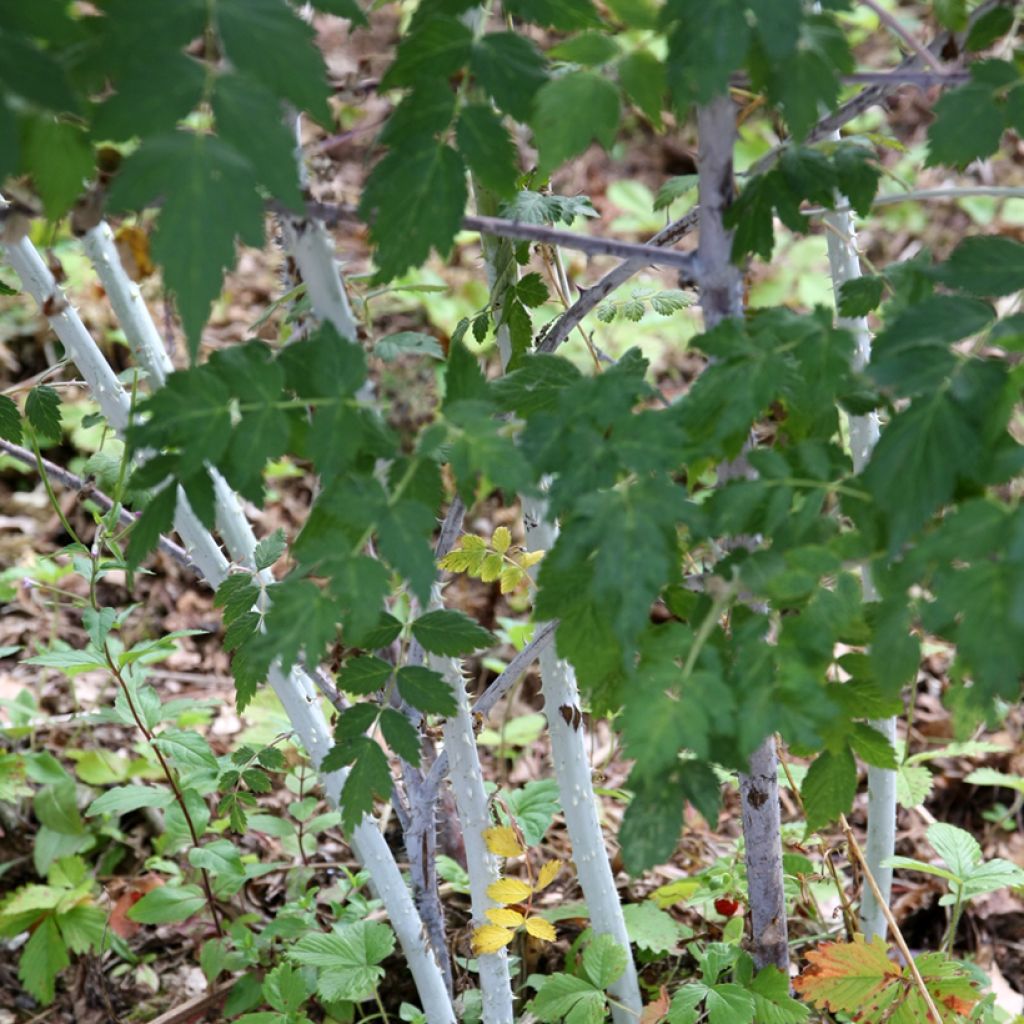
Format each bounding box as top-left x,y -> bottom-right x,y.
524,916 -> 556,942
438,549 -> 474,573
483,825 -> 525,858
516,549 -> 545,570
486,907 -> 525,927
472,923 -> 516,954
479,552 -> 504,583
492,526 -> 512,554
499,565 -> 525,594
487,878 -> 533,904
534,859 -> 560,892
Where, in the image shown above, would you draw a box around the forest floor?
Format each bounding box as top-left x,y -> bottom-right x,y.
2,4 -> 1024,1023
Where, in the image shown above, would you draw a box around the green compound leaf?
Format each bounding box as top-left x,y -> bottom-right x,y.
583,933 -> 628,989
0,394 -> 22,444
396,665 -> 457,717
215,0 -> 332,124
25,385 -> 61,439
800,746 -> 856,833
377,498 -> 437,604
411,609 -> 495,656
290,920 -> 395,1002
456,103 -> 519,197
530,71 -> 620,176
471,33 -> 548,122
359,141 -> 467,281
253,528 -> 287,571
253,578 -> 340,673
108,133 -> 265,360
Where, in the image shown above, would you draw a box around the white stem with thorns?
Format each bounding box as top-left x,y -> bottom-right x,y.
5,216 -> 455,1024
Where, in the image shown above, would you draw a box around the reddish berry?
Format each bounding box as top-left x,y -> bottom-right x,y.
714,897 -> 741,917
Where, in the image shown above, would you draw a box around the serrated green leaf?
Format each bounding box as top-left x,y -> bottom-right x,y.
837,276 -> 884,317
382,15 -> 473,88
665,0 -> 750,111
932,236 -> 1024,297
338,737 -> 392,830
896,762 -> 933,809
582,932 -> 627,989
506,0 -> 599,29
411,609 -> 494,656
254,578 -> 340,672
215,574 -> 261,625
290,920 -> 395,1001
503,778 -> 560,845
748,965 -> 809,1024
379,708 -> 421,764
531,71 -> 620,176
472,33 -> 548,122
153,730 -> 218,774
801,747 -> 856,833
213,72 -> 304,210
305,0 -> 367,24
926,83 -> 1005,168
18,914 -> 68,1004
126,483 -> 178,567
128,884 -> 207,924
548,31 -> 619,66
377,499 -> 436,604
23,114 -> 91,218
92,53 -> 205,141
263,962 -> 310,1015
653,174 -> 698,212
396,665 -> 457,716
456,103 -> 518,197
376,331 -> 445,361
253,528 -> 287,571
617,50 -> 665,128
530,973 -> 606,1024
108,133 -> 264,359
25,385 -> 61,439
215,0 -> 331,123
0,33 -> 78,113
848,722 -> 897,770
515,272 -> 549,308
337,655 -> 393,695
622,901 -> 681,954
360,141 -> 467,281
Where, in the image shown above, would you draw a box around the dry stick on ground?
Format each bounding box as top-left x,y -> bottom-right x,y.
696,92 -> 790,974
4,207 -> 456,1024
535,0 -> 1006,360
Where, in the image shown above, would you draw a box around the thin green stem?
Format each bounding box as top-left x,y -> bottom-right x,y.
29,431 -> 85,548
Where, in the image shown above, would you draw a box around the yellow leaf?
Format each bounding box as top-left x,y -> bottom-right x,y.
472,924 -> 516,955
486,908 -> 524,927
483,826 -> 525,858
516,549 -> 545,570
524,916 -> 556,942
492,526 -> 512,554
499,566 -> 524,594
479,552 -> 504,583
486,878 -> 532,904
534,859 -> 561,892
